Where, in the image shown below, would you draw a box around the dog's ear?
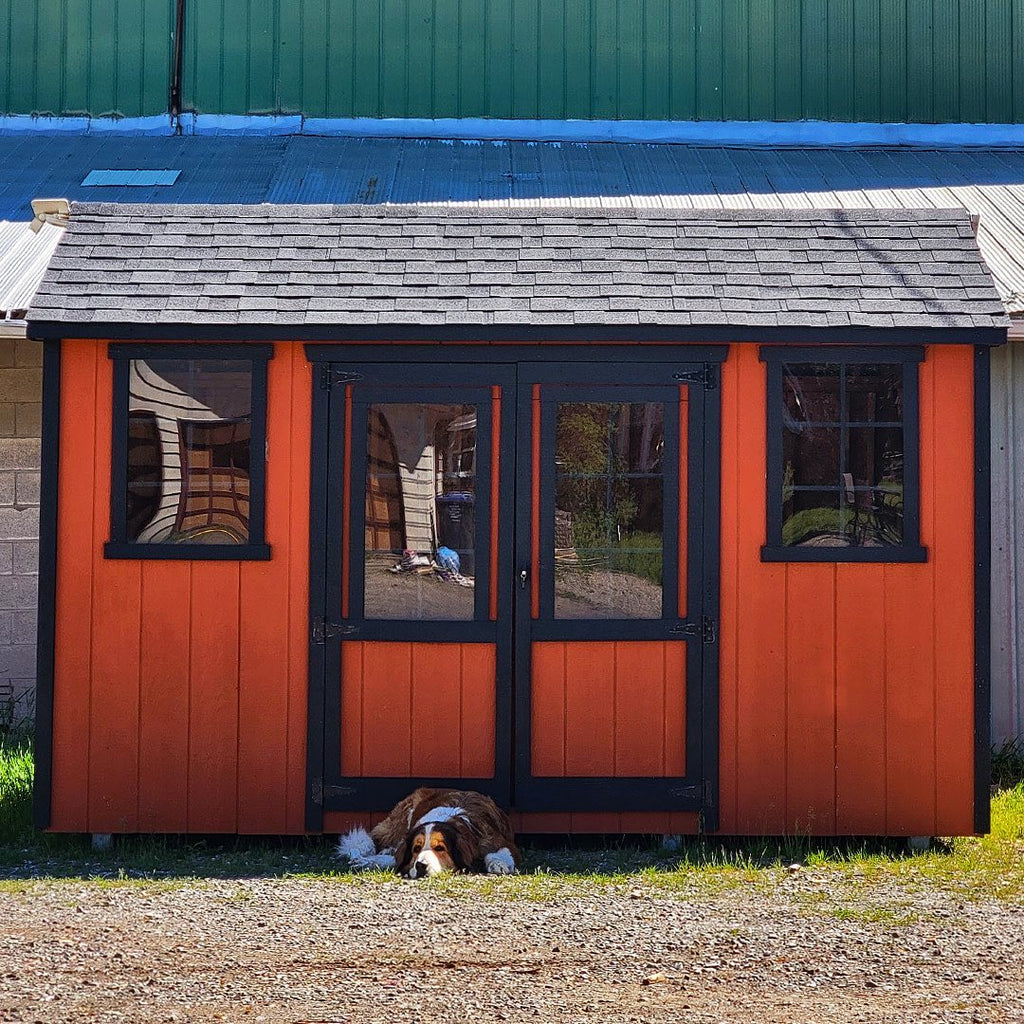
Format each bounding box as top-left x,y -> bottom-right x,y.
393,829 -> 417,876
446,822 -> 478,873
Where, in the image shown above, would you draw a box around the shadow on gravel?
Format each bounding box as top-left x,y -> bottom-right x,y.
0,829 -> 946,884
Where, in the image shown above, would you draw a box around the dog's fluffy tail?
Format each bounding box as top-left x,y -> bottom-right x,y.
336,826 -> 376,862
336,826 -> 398,872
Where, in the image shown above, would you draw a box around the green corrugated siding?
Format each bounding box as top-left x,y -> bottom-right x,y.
183,0 -> 1024,122
3,1 -> 1023,122
0,0 -> 174,117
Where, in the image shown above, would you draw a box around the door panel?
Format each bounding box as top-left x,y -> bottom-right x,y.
313,363 -> 515,814
514,363 -> 717,815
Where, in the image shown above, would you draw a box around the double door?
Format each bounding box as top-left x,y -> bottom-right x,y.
306,353 -> 721,829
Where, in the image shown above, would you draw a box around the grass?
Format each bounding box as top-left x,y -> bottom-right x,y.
0,737 -> 1022,909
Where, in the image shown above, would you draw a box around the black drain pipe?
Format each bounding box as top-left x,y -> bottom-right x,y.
170,0 -> 187,129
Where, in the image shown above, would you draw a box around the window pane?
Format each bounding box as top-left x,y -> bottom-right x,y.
126,359 -> 252,544
782,490 -> 846,547
554,402 -> 664,619
784,426 -> 840,486
784,364 -> 840,423
847,364 -> 903,422
363,403 -> 477,621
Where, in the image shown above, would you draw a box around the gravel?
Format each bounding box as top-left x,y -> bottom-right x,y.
2,870 -> 1022,1023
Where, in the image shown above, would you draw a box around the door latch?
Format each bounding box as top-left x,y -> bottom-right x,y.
519,567 -> 529,590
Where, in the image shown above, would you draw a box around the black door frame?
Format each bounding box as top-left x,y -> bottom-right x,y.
304,345 -> 724,833
513,358 -> 723,825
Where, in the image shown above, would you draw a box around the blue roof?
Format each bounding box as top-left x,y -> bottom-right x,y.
2,134 -> 1024,309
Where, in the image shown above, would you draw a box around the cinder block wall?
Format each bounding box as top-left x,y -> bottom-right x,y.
0,336 -> 41,729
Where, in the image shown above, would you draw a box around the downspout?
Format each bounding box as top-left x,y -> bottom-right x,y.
170,0 -> 187,132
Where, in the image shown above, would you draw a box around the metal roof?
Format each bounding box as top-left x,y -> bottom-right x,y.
1,134 -> 1024,312
0,219 -> 64,321
29,204 -> 1007,341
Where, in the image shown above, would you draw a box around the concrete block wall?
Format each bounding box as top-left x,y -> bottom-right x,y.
0,336 -> 41,730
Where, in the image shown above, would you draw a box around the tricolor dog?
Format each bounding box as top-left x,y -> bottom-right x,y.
337,787 -> 520,878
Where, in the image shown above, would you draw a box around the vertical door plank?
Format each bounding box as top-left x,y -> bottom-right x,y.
360,642 -> 413,776
613,640 -> 666,777
410,643 -> 463,776
137,560 -> 191,831
564,643 -> 615,776
340,641 -> 365,775
459,643 -> 496,777
663,640 -> 687,777
530,642 -> 566,776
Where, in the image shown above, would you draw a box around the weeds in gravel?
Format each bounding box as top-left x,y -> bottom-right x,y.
0,738 -> 1022,905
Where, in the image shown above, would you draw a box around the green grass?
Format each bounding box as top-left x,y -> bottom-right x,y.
0,738 -> 1021,907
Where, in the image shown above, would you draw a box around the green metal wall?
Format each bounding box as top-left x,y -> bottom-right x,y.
3,1 -> 1023,122
0,0 -> 174,118
183,0 -> 1024,122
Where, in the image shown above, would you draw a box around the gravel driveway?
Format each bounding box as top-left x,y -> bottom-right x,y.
2,869 -> 1022,1023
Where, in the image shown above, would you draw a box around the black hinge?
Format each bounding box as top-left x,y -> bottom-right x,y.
311,617 -> 359,643
311,776 -> 323,806
669,616 -> 717,643
668,784 -> 701,799
673,363 -> 718,391
320,367 -> 362,390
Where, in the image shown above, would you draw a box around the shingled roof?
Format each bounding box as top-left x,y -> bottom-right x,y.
27,203 -> 1008,341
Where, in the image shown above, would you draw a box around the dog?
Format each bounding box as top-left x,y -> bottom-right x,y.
336,787 -> 520,879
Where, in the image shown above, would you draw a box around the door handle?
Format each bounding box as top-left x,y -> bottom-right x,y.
519,567 -> 529,589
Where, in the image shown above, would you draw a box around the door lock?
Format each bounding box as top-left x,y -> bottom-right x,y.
519,567 -> 529,589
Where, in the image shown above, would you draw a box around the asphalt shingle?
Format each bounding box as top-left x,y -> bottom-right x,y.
26,204 -> 1008,335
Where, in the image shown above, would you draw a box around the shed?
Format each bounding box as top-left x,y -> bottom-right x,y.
27,202 -> 1007,837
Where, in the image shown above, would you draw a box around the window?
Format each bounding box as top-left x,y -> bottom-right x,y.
761,348 -> 926,563
106,345 -> 272,559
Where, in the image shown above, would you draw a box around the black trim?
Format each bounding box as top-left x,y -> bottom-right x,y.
974,345 -> 992,835
304,344 -> 730,366
760,346 -> 927,564
32,341 -> 61,830
30,322 -> 1009,345
170,0 -> 187,121
105,343 -> 273,561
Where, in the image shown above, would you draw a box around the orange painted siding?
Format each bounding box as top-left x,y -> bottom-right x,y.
50,341 -> 311,834
530,641 -> 686,777
717,344 -> 976,836
48,340 -> 977,837
340,641 -> 496,778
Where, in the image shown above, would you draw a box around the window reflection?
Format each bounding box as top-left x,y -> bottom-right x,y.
364,403 -> 478,620
126,359 -> 252,544
554,402 -> 664,619
782,363 -> 904,547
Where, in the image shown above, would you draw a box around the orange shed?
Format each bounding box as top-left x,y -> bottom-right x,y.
27,204 -> 1007,838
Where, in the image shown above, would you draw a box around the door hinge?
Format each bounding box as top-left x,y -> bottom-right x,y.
669,616 -> 717,643
673,363 -> 718,391
311,617 -> 359,643
320,366 -> 362,390
311,776 -> 323,806
668,784 -> 701,799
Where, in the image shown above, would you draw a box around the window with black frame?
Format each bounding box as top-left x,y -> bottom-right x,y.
761,349 -> 925,563
106,346 -> 271,559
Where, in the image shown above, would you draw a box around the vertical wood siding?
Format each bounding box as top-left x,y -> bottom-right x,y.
991,341 -> 1024,746
181,0 -> 1024,123
0,0 -> 174,117
51,340 -> 311,834
49,339 -> 978,835
717,344 -> 976,836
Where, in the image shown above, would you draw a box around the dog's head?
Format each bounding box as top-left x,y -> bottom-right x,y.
395,820 -> 476,879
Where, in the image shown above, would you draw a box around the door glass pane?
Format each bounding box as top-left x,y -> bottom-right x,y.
363,403 -> 477,620
554,402 -> 664,619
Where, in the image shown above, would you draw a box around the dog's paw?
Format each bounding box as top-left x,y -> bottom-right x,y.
336,826 -> 376,862
484,848 -> 516,875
